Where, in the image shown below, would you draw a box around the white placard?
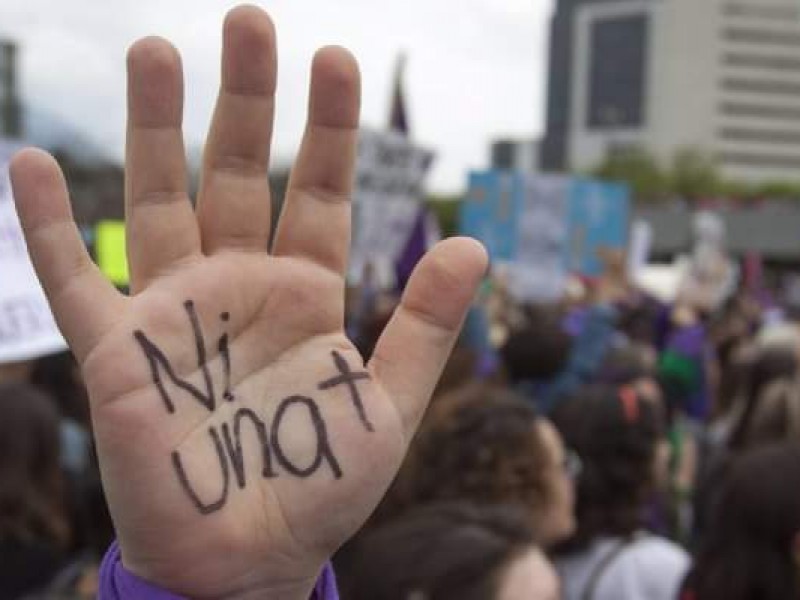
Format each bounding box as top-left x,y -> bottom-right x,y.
0,140 -> 66,363
354,128 -> 434,205
349,129 -> 434,282
627,219 -> 652,278
357,200 -> 420,262
511,175 -> 569,302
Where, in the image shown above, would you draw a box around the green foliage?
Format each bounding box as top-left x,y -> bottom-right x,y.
425,194 -> 462,238
591,148 -> 669,202
669,149 -> 720,200
719,179 -> 753,200
591,146 -> 800,203
752,180 -> 800,200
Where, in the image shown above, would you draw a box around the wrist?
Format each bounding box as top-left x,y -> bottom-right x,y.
101,541 -> 334,600
218,579 -> 318,600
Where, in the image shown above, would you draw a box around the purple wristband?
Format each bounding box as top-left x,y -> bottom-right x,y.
99,540 -> 339,600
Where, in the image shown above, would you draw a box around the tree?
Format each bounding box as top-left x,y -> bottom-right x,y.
670,149 -> 721,200
591,148 -> 668,202
753,180 -> 800,200
426,194 -> 462,237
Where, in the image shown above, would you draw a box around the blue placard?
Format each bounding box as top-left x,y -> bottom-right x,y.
460,170 -> 523,262
461,172 -> 630,277
566,179 -> 630,276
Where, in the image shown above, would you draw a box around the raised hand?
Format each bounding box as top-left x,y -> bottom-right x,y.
9,6 -> 486,600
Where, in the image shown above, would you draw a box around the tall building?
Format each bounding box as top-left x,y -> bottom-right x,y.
541,0 -> 642,171
0,41 -> 22,138
490,138 -> 539,171
542,0 -> 800,184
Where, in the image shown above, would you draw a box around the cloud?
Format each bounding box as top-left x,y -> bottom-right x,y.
1,0 -> 555,192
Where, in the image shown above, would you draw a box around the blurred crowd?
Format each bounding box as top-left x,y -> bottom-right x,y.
3,233 -> 800,600
333,229 -> 800,600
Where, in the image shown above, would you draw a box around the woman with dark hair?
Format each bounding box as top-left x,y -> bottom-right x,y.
682,443 -> 800,600
382,385 -> 576,548
0,382 -> 69,597
551,385 -> 689,600
695,346 -> 799,540
29,351 -> 90,431
500,301 -> 618,415
344,502 -> 559,600
726,346 -> 798,451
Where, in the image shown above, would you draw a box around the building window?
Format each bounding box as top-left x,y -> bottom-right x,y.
491,142 -> 515,170
722,77 -> 800,96
721,101 -> 800,121
719,127 -> 800,145
0,52 -> 8,103
723,28 -> 800,47
587,13 -> 649,129
723,53 -> 800,71
719,151 -> 800,168
722,3 -> 800,21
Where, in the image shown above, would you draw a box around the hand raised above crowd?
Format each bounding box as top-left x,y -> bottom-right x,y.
10,6 -> 487,598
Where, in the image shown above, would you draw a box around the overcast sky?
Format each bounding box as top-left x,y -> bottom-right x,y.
2,0 -> 555,193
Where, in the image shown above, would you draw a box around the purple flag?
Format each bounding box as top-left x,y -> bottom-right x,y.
394,206 -> 427,292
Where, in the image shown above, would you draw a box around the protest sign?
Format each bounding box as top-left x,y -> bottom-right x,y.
349,128 -> 434,283
461,171 -> 630,301
506,175 -> 570,301
0,140 -> 67,363
354,128 -> 434,205
461,171 -> 570,301
627,219 -> 653,278
567,179 -> 630,276
96,220 -> 129,286
460,171 -> 522,262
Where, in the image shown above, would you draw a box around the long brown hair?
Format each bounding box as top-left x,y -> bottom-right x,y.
0,382 -> 69,546
385,386 -> 553,528
684,443 -> 800,600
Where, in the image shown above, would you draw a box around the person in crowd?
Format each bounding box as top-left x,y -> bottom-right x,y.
738,376 -> 800,445
30,351 -> 91,454
23,461 -> 114,599
615,293 -> 663,348
551,385 -> 689,600
0,360 -> 35,385
0,383 -> 69,598
17,2 -> 800,598
681,443 -> 800,600
8,5 -> 488,598
29,351 -> 95,559
695,346 -> 799,539
500,307 -> 572,387
726,346 -> 798,451
501,296 -> 618,414
343,502 -> 560,600
658,303 -> 712,423
595,343 -> 661,403
596,343 -> 696,541
379,385 -> 577,548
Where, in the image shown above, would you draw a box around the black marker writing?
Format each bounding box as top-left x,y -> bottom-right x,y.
271,396 -> 343,479
318,350 -> 374,432
134,300 -> 216,413
221,408 -> 276,489
218,312 -> 234,402
173,398 -> 342,515
132,300 -> 378,516
171,427 -> 230,515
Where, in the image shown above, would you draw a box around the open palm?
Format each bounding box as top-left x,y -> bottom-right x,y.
9,7 -> 486,599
